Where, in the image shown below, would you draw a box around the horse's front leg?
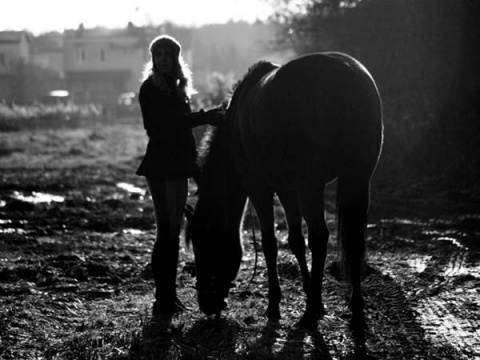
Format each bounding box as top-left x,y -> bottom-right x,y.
259,220 -> 281,319
297,185 -> 329,329
277,190 -> 309,294
245,184 -> 281,319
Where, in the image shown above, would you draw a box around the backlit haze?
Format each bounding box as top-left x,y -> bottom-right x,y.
1,0 -> 276,34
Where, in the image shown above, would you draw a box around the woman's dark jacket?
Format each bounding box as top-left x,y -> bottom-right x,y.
136,77 -> 204,180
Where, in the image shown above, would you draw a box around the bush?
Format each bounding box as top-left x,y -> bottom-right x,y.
273,0 -> 480,185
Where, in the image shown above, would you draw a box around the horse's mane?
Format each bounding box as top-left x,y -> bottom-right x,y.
197,125 -> 217,170
228,60 -> 279,107
190,61 -> 280,247
197,60 -> 279,171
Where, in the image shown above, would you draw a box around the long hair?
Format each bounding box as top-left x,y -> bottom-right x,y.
142,35 -> 195,100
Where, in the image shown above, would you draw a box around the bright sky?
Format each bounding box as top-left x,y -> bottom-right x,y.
1,0 -> 276,34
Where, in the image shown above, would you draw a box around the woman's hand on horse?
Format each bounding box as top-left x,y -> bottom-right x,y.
204,107 -> 225,126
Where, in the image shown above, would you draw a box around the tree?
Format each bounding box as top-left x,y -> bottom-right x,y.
268,0 -> 360,53
269,0 -> 480,182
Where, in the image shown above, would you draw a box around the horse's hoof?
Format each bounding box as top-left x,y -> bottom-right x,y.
348,296 -> 365,314
200,298 -> 228,317
265,307 -> 281,320
298,315 -> 318,330
317,305 -> 326,318
350,311 -> 367,331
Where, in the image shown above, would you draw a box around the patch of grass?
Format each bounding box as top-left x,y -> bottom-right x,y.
45,296 -> 150,360
0,124 -> 146,169
0,103 -> 103,131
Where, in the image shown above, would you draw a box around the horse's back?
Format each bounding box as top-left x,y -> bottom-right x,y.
261,52 -> 381,140
238,52 -> 383,186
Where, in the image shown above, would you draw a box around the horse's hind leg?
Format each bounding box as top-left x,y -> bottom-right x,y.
245,180 -> 281,319
277,190 -> 310,294
297,183 -> 329,329
337,178 -> 370,320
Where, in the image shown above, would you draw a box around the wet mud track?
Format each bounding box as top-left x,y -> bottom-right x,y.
0,164 -> 479,359
364,215 -> 480,359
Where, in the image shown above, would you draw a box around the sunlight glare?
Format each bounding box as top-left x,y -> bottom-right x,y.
1,0 -> 275,34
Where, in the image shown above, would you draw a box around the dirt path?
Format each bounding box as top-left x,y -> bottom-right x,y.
369,215 -> 480,359
0,126 -> 478,359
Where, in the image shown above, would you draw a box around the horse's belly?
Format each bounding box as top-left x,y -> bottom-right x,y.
235,130 -> 337,190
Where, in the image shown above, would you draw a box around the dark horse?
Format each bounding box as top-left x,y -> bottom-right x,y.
188,52 -> 383,328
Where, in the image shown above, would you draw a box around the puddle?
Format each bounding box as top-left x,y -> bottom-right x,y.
116,183 -> 146,196
122,228 -> 143,235
0,219 -> 28,234
10,191 -> 64,204
395,236 -> 415,243
406,256 -> 431,273
436,236 -> 466,249
382,217 -> 473,251
0,228 -> 27,234
380,218 -> 430,226
36,237 -> 59,244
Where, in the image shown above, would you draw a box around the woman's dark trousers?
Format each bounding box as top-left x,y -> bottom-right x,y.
146,177 -> 188,313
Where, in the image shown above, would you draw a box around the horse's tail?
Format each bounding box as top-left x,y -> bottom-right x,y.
336,177 -> 370,281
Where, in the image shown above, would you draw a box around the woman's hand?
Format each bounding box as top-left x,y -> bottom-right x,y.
204,106 -> 225,126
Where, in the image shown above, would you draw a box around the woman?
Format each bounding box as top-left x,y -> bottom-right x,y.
136,35 -> 223,316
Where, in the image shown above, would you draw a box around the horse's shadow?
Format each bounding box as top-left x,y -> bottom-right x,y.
243,318 -> 332,360
129,260 -> 465,359
131,315 -> 240,359
130,314 -> 176,359
183,316 -> 240,358
243,319 -> 282,358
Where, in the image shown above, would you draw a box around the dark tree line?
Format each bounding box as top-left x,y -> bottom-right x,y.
270,0 -> 480,186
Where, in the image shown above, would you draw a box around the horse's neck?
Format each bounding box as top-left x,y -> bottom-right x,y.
196,62 -> 278,229
199,124 -> 247,230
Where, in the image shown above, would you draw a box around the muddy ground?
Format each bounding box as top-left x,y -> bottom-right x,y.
0,124 -> 479,359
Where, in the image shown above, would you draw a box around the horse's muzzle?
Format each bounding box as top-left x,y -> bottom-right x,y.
198,291 -> 228,316
196,277 -> 230,316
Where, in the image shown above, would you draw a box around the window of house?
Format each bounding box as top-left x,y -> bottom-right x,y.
75,48 -> 87,64
100,49 -> 106,62
0,53 -> 5,66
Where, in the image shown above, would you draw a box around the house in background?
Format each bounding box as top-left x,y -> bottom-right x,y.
63,23 -> 147,105
0,31 -> 33,100
63,23 -> 193,107
0,31 -> 32,70
31,32 -> 65,80
0,30 -> 66,103
0,23 -> 288,107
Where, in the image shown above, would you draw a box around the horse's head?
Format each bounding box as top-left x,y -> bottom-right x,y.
186,125 -> 246,316
185,200 -> 244,316
187,61 -> 278,316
